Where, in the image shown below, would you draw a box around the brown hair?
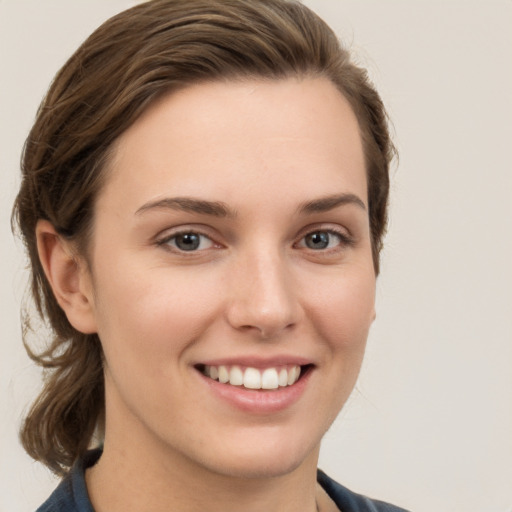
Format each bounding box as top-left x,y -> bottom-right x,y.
12,0 -> 395,476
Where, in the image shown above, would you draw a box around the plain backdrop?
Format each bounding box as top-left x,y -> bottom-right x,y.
1,1 -> 511,511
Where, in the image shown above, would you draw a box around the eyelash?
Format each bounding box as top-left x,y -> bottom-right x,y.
296,228 -> 355,252
156,227 -> 354,254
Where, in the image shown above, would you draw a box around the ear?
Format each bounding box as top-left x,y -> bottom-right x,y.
36,220 -> 98,334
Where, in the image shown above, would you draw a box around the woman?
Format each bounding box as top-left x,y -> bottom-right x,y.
13,1 -> 405,511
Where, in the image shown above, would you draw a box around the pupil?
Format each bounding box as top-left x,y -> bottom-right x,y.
176,233 -> 200,251
306,232 -> 329,249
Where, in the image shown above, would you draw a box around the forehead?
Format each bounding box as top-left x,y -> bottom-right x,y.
100,77 -> 366,211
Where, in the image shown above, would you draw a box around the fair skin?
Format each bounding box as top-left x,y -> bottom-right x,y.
37,77 -> 375,512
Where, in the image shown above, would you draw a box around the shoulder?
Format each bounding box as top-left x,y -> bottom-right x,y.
317,470 -> 411,512
35,451 -> 101,512
36,477 -> 74,512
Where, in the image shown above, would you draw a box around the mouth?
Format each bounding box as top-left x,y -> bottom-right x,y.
195,364 -> 312,391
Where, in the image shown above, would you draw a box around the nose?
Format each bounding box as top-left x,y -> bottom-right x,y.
225,249 -> 301,340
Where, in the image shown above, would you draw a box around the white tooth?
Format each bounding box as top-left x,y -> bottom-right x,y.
229,366 -> 244,386
209,366 -> 219,380
218,365 -> 229,383
278,368 -> 288,387
288,365 -> 301,385
261,368 -> 279,389
243,367 -> 261,389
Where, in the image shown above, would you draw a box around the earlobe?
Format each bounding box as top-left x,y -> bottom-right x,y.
36,220 -> 98,334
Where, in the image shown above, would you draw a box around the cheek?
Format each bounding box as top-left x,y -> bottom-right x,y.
90,265 -> 224,426
300,266 -> 376,426
306,266 -> 376,351
92,263 -> 222,364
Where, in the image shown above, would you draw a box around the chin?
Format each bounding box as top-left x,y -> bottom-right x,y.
188,428 -> 321,480
200,453 -> 313,480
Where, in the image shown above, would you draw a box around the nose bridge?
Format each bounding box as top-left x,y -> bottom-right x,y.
226,242 -> 300,338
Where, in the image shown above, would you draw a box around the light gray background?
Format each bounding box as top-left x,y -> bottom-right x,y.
1,1 -> 511,511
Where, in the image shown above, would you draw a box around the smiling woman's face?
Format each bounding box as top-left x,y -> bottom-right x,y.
83,77 -> 376,478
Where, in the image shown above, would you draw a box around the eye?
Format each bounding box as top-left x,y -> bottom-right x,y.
160,231 -> 214,252
298,230 -> 348,251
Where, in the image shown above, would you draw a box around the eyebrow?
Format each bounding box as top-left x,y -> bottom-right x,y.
297,193 -> 367,214
135,193 -> 366,218
135,197 -> 235,217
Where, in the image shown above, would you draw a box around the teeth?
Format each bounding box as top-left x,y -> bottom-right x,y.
287,365 -> 299,385
278,368 -> 288,387
243,367 -> 261,389
261,368 -> 279,390
204,364 -> 302,390
229,366 -> 244,386
218,365 -> 229,383
209,366 -> 219,380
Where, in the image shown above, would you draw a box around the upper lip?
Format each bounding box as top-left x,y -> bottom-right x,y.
195,355 -> 314,368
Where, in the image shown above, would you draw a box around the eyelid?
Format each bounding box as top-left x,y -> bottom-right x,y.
297,223 -> 354,240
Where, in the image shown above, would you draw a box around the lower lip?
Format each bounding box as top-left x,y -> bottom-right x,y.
198,367 -> 313,414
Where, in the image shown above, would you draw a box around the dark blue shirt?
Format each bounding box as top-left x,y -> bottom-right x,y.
36,450 -> 410,512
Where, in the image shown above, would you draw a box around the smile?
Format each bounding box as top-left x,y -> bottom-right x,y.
201,364 -> 302,390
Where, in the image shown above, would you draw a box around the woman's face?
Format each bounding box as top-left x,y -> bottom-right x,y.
84,77 -> 375,478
